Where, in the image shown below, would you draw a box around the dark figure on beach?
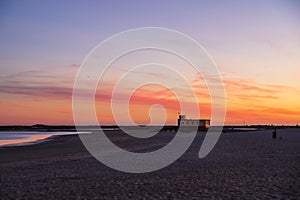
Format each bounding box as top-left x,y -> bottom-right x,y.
272,128 -> 277,139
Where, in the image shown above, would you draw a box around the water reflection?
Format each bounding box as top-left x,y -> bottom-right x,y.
0,131 -> 90,147
0,134 -> 52,146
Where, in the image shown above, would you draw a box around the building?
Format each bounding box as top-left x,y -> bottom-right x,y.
177,115 -> 210,129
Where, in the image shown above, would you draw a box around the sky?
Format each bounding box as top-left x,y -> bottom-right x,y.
0,0 -> 299,125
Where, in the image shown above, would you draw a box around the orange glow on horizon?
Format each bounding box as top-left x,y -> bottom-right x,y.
0,66 -> 299,126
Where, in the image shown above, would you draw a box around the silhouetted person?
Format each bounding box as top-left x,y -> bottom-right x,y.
272,128 -> 277,139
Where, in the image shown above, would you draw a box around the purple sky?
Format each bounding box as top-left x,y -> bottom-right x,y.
0,0 -> 299,125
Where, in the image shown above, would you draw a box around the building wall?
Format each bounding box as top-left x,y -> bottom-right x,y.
177,115 -> 210,128
180,119 -> 210,128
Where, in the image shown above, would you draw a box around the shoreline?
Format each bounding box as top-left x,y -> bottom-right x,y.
0,131 -> 91,148
1,125 -> 297,148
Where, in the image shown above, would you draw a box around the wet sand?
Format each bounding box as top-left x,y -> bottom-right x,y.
0,129 -> 299,199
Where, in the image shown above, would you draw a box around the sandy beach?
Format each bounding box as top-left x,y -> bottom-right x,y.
0,128 -> 299,199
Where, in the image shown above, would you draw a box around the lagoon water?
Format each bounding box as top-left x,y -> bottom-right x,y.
0,131 -> 89,147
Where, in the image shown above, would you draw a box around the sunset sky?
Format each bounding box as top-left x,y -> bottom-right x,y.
0,0 -> 299,125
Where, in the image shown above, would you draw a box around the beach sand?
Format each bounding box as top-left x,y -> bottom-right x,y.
0,128 -> 299,199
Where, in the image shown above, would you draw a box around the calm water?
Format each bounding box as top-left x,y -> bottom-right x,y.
0,131 -> 89,147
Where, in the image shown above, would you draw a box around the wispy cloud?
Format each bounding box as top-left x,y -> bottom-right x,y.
0,85 -> 73,99
0,65 -> 299,125
0,64 -> 78,99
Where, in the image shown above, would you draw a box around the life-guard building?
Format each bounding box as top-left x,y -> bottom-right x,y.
177,115 -> 210,129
